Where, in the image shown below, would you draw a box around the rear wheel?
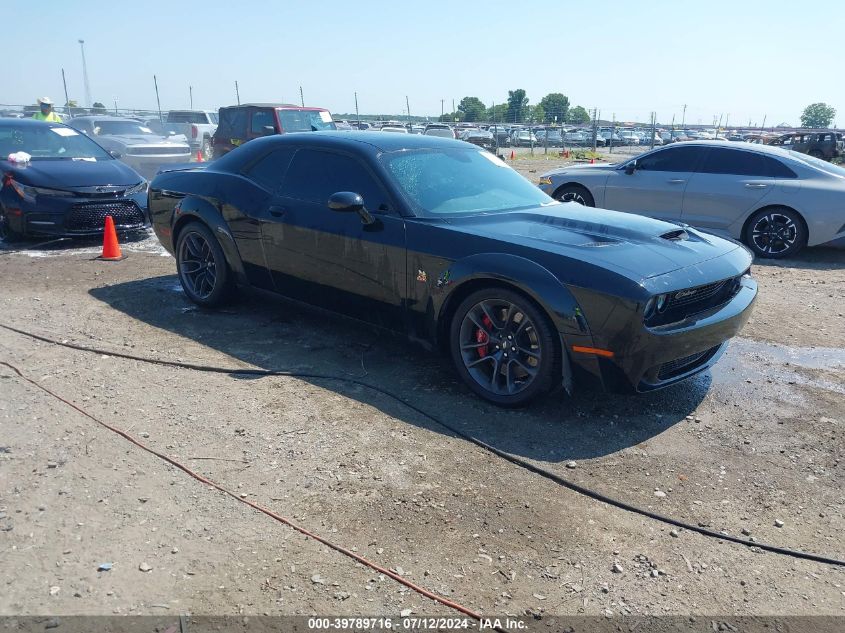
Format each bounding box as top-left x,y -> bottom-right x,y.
744,207 -> 806,259
175,222 -> 234,306
553,184 -> 595,206
449,288 -> 559,407
808,149 -> 824,160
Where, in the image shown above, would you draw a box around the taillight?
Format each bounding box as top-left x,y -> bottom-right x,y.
191,125 -> 198,139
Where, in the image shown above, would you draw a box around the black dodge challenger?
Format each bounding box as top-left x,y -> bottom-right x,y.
149,132 -> 757,406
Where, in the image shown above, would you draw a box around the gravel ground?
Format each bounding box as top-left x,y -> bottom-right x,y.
0,232 -> 843,625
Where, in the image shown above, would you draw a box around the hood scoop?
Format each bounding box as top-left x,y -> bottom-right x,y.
660,228 -> 689,241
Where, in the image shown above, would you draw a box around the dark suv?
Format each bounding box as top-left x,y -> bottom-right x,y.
767,130 -> 844,161
212,103 -> 336,158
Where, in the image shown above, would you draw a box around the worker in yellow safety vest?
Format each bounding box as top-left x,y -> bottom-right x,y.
32,97 -> 62,123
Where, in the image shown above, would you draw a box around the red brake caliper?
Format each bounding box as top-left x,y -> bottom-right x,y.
476,315 -> 494,358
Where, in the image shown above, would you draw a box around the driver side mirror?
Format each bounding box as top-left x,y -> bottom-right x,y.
328,191 -> 375,225
624,161 -> 637,175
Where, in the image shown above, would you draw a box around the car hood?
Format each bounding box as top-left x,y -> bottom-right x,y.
100,134 -> 189,147
1,158 -> 143,188
443,203 -> 743,281
542,163 -> 620,177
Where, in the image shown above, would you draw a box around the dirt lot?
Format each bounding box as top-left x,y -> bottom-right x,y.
0,233 -> 843,625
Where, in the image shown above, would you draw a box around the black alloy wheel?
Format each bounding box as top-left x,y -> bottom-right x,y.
450,289 -> 558,407
554,185 -> 595,207
176,222 -> 233,306
745,208 -> 806,259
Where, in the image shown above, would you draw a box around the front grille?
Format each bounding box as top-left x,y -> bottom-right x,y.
66,201 -> 145,232
127,146 -> 190,156
657,345 -> 720,381
646,276 -> 742,327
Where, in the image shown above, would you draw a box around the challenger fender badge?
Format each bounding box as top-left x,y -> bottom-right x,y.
416,270 -> 428,283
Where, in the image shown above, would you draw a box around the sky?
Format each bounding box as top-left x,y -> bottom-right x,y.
7,0 -> 845,127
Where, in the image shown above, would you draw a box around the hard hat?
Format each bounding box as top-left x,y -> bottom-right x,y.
37,97 -> 54,106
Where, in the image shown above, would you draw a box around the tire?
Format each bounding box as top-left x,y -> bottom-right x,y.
175,221 -> 234,306
449,288 -> 559,407
201,138 -> 212,161
553,184 -> 595,206
744,207 -> 807,259
0,209 -> 23,243
807,149 -> 826,160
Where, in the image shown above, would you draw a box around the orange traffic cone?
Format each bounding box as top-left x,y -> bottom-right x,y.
196,150 -> 204,162
510,150 -> 515,160
97,216 -> 125,261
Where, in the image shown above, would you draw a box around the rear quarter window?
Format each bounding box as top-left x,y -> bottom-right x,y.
218,109 -> 248,137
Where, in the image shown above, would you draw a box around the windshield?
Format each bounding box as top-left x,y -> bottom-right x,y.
94,120 -> 156,136
277,109 -> 337,132
382,148 -> 556,216
790,150 -> 845,177
0,124 -> 112,160
208,112 -> 219,124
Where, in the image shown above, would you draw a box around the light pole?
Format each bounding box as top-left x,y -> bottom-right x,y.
78,39 -> 92,109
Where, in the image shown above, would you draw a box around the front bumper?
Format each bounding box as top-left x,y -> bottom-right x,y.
3,192 -> 150,237
570,275 -> 757,393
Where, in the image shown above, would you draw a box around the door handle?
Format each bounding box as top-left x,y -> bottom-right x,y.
268,205 -> 287,218
667,179 -> 685,184
744,183 -> 768,189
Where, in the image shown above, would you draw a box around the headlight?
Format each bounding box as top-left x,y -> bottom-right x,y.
4,177 -> 69,201
538,177 -> 553,186
125,180 -> 148,195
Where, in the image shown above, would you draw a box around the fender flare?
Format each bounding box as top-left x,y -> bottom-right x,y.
432,253 -> 591,394
172,196 -> 248,285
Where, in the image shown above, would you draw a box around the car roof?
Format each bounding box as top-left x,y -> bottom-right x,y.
223,103 -> 330,110
666,139 -> 795,158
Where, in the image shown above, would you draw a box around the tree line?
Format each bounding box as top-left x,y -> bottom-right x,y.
439,90 -> 591,125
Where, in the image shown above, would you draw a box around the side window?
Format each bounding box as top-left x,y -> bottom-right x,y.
699,148 -> 767,176
759,156 -> 797,178
244,148 -> 296,191
636,146 -> 703,172
280,149 -> 390,212
251,110 -> 275,135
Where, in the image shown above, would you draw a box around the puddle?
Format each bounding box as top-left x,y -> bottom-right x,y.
713,337 -> 845,395
0,231 -> 169,258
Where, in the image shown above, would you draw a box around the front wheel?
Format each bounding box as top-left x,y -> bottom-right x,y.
553,184 -> 595,206
744,207 -> 806,259
0,210 -> 23,243
450,289 -> 559,407
176,222 -> 234,306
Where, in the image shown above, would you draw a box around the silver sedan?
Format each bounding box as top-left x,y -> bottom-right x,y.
538,141 -> 845,258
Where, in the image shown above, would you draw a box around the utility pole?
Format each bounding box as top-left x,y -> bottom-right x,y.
189,85 -> 193,110
235,81 -> 240,105
452,99 -> 455,117
406,95 -> 411,126
681,103 -> 687,128
153,75 -> 163,124
60,68 -> 70,112
354,91 -> 360,127
113,97 -> 118,114
441,99 -> 444,118
299,86 -> 304,107
78,39 -> 92,108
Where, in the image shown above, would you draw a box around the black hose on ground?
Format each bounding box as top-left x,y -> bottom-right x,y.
1,321 -> 843,569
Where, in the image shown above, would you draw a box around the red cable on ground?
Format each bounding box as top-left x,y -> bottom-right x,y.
0,360 -> 499,629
